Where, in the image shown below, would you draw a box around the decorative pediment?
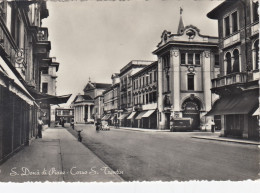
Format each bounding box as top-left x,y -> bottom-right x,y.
83,83 -> 95,91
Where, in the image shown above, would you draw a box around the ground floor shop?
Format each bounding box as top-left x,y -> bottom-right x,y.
207,89 -> 259,140
0,59 -> 38,163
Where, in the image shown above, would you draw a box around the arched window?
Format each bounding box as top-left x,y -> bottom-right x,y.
253,39 -> 259,70
233,49 -> 240,73
226,52 -> 232,74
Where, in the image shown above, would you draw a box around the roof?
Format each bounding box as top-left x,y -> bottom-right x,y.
207,0 -> 237,19
92,83 -> 112,89
72,95 -> 93,103
132,61 -> 158,78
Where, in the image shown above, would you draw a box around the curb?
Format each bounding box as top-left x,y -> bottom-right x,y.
192,136 -> 260,145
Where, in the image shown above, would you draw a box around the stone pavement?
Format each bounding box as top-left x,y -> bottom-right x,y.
0,127 -> 124,182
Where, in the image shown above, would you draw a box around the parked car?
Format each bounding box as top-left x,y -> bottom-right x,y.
170,117 -> 193,132
101,121 -> 110,131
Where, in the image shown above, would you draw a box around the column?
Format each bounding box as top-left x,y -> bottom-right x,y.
203,51 -> 212,111
171,49 -> 180,112
158,57 -> 165,130
88,105 -> 91,121
83,105 -> 85,122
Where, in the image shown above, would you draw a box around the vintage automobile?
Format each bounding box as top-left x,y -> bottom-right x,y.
170,117 -> 193,132
101,121 -> 110,131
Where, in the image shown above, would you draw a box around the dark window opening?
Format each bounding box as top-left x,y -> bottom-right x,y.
181,53 -> 186,64
146,94 -> 149,104
152,92 -> 157,103
188,53 -> 193,64
226,52 -> 232,74
187,74 -> 194,90
232,12 -> 238,33
254,40 -> 259,70
215,54 -> 219,66
154,71 -> 157,82
42,68 -> 48,74
195,54 -> 200,65
253,1 -> 259,22
233,49 -> 240,73
224,16 -> 230,36
42,83 -> 48,94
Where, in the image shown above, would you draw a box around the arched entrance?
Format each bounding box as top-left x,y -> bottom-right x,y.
181,97 -> 201,129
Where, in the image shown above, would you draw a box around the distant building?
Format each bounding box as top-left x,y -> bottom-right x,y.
94,95 -> 104,120
102,73 -> 120,125
153,11 -> 219,130
71,80 -> 111,123
207,0 -> 259,140
55,108 -> 74,124
118,60 -> 154,127
132,61 -> 158,129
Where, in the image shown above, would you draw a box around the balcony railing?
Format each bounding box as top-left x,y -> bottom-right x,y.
223,32 -> 240,48
211,72 -> 248,88
251,22 -> 259,36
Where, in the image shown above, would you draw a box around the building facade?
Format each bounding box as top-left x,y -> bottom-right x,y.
94,95 -> 104,120
131,61 -> 158,129
0,1 -> 52,163
118,60 -> 153,127
153,17 -> 219,130
207,0 -> 259,140
102,73 -> 120,125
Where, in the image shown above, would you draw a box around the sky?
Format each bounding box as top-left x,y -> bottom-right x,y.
42,0 -> 223,104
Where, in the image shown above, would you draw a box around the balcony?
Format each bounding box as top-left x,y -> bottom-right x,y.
211,72 -> 248,89
223,32 -> 240,48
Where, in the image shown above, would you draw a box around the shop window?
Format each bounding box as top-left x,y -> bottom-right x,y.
181,53 -> 186,64
226,52 -> 232,74
42,83 -> 48,94
224,16 -> 230,36
195,54 -> 200,65
231,11 -> 238,33
187,74 -> 194,90
233,49 -> 240,73
252,0 -> 259,22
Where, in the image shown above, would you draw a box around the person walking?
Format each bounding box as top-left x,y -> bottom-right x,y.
37,116 -> 44,138
210,119 -> 215,133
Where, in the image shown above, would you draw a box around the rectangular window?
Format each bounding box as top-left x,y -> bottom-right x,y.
152,92 -> 157,103
232,11 -> 238,33
224,16 -> 230,36
187,74 -> 194,90
42,83 -> 48,93
215,54 -> 219,66
146,94 -> 149,104
154,71 -> 157,82
150,73 -> 152,83
181,53 -> 186,64
42,68 -> 48,74
195,54 -> 200,65
253,0 -> 259,22
143,95 -> 145,104
146,76 -> 149,85
143,77 -> 145,87
188,53 -> 193,64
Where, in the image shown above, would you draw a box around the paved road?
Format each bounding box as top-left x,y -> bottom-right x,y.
68,124 -> 259,181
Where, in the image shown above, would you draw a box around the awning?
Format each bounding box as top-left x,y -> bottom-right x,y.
142,110 -> 155,118
206,90 -> 258,116
102,114 -> 110,120
135,111 -> 148,120
35,94 -> 72,104
253,107 -> 260,116
0,57 -> 34,105
110,114 -> 116,120
118,113 -> 130,120
127,112 -> 137,119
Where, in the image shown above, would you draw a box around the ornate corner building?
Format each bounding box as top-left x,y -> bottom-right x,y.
153,12 -> 220,130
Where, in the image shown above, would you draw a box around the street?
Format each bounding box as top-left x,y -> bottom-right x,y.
68,124 -> 259,181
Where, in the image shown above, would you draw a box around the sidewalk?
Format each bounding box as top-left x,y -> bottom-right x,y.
112,126 -> 170,132
0,127 -> 123,182
192,132 -> 260,145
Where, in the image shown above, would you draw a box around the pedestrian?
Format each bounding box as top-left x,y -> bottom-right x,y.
62,117 -> 65,127
210,120 -> 215,133
37,116 -> 44,138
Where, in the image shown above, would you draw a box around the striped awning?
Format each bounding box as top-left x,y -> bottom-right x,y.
127,112 -> 137,119
142,110 -> 155,118
118,113 -> 129,120
135,111 -> 147,120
